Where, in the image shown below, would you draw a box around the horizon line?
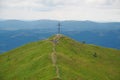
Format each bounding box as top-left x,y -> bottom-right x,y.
0,19 -> 120,23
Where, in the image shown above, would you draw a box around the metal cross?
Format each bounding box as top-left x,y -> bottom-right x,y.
58,22 -> 61,34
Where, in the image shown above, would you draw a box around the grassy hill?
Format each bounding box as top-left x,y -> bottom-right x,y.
0,34 -> 120,80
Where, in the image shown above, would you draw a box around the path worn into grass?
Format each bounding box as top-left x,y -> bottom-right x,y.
51,34 -> 62,79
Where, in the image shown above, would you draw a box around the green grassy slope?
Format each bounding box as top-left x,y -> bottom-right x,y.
0,35 -> 120,80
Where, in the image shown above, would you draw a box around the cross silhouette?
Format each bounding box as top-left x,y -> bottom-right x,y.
58,22 -> 61,34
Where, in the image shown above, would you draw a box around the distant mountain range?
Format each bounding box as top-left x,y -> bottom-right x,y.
0,20 -> 120,53
0,20 -> 120,31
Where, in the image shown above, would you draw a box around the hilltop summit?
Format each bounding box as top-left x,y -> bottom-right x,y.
0,35 -> 120,80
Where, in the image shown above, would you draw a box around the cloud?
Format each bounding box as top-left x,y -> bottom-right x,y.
85,0 -> 110,5
0,0 -> 120,10
0,0 -> 120,21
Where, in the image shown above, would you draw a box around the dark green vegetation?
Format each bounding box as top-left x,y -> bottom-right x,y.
0,35 -> 120,80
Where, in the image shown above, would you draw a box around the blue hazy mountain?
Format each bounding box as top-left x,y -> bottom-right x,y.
0,20 -> 120,31
0,20 -> 120,53
0,20 -> 58,30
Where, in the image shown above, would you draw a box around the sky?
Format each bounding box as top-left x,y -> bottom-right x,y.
0,0 -> 120,22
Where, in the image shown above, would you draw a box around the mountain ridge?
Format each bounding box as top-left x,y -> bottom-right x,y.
0,34 -> 120,80
0,20 -> 120,30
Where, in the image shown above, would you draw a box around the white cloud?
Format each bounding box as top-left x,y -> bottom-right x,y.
85,0 -> 108,5
0,0 -> 120,22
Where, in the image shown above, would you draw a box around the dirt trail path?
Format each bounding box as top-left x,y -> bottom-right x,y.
51,34 -> 61,78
